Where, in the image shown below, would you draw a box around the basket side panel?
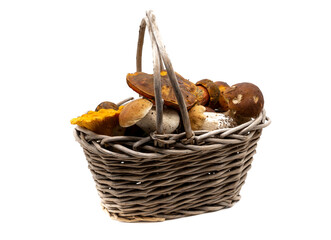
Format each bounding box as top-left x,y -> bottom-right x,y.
79,129 -> 262,222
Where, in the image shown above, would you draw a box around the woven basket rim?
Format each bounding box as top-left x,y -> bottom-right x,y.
74,107 -> 270,159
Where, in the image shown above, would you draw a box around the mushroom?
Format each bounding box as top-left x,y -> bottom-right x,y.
119,98 -> 153,127
224,82 -> 264,118
95,101 -> 119,111
195,85 -> 210,106
119,98 -> 180,134
188,104 -> 206,130
126,71 -> 197,109
195,79 -> 221,109
214,81 -> 230,112
188,104 -> 236,131
137,106 -> 180,134
71,107 -> 125,136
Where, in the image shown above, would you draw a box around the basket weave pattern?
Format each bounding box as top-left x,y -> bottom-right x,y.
74,109 -> 269,222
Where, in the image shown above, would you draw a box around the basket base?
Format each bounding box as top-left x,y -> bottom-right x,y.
101,195 -> 240,223
101,204 -> 166,222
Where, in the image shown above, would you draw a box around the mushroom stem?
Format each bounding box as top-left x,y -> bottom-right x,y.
189,104 -> 236,131
136,106 -> 180,134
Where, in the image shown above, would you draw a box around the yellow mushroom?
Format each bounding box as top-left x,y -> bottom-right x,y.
71,106 -> 125,136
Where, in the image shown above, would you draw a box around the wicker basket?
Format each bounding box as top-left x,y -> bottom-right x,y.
73,11 -> 271,222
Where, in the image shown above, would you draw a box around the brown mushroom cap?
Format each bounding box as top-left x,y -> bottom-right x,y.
224,82 -> 264,118
196,79 -> 220,109
195,85 -> 209,106
118,98 -> 153,127
126,71 -> 197,109
214,81 -> 230,112
95,101 -> 119,111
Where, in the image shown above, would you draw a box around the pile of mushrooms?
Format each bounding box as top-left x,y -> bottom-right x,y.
124,70 -> 264,133
71,70 -> 264,136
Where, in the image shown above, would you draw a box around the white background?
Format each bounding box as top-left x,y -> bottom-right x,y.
1,0 -> 330,239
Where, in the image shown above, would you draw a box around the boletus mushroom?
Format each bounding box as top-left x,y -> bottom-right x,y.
195,85 -> 210,106
95,101 -> 119,111
119,98 -> 180,134
195,79 -> 221,109
224,82 -> 264,119
188,104 -> 236,131
126,71 -> 197,109
214,81 -> 230,112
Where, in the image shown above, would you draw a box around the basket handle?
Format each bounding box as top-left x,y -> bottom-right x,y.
136,11 -> 194,141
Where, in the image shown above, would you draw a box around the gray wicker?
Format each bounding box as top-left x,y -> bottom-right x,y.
73,11 -> 271,222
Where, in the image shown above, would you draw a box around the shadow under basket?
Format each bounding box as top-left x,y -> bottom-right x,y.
73,11 -> 271,222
